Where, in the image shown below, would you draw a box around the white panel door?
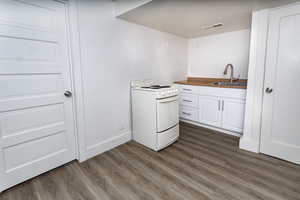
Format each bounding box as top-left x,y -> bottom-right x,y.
0,0 -> 76,192
261,4 -> 300,165
198,96 -> 222,127
221,98 -> 245,133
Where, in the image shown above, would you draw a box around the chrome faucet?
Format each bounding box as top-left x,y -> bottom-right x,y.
224,64 -> 235,83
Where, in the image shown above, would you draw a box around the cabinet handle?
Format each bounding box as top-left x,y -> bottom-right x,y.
183,99 -> 192,103
218,100 -> 221,111
222,100 -> 224,111
183,88 -> 192,91
182,112 -> 192,116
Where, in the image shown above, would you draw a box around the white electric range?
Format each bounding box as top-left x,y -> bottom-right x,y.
131,80 -> 180,151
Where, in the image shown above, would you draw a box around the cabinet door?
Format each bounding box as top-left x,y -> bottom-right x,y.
198,96 -> 222,127
221,98 -> 245,133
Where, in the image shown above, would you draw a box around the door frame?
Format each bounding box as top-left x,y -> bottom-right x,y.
240,2 -> 300,154
64,0 -> 87,162
52,0 -> 86,162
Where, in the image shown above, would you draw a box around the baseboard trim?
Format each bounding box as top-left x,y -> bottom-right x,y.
239,137 -> 260,153
180,119 -> 242,138
0,184 -> 4,193
83,131 -> 132,161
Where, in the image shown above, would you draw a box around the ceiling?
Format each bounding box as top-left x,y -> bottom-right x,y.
117,0 -> 300,38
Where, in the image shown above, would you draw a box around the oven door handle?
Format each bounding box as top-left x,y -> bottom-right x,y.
158,96 -> 179,103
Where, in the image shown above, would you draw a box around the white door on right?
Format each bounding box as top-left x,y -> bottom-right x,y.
261,4 -> 300,164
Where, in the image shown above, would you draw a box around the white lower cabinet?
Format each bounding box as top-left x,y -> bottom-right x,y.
198,96 -> 222,127
198,96 -> 245,133
221,98 -> 245,133
177,85 -> 246,134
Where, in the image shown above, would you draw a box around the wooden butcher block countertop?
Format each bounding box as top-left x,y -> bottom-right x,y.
175,77 -> 247,89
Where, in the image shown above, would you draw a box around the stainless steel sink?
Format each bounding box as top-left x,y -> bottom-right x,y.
212,81 -> 247,87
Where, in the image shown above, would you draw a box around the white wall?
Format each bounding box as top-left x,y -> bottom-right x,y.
188,30 -> 251,79
75,0 -> 187,160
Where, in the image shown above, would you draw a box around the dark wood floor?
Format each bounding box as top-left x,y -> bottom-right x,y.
1,122 -> 300,200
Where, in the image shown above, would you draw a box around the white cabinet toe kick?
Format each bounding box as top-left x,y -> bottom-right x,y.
176,84 -> 246,136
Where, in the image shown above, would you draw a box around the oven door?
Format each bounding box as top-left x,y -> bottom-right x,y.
157,96 -> 179,132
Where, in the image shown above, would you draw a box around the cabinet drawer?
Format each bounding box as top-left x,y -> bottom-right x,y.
180,94 -> 198,107
198,86 -> 246,99
178,85 -> 198,94
180,106 -> 198,121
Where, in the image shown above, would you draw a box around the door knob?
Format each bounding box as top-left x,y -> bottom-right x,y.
64,91 -> 72,97
265,87 -> 273,94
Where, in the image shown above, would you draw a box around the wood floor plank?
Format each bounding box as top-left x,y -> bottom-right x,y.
49,164 -> 98,200
0,180 -> 40,200
169,143 -> 298,200
93,153 -> 153,200
179,135 -> 300,193
79,158 -> 125,200
32,172 -> 71,200
181,129 -> 300,181
1,122 -> 300,200
107,149 -> 183,200
117,144 -> 211,200
126,142 -> 240,200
